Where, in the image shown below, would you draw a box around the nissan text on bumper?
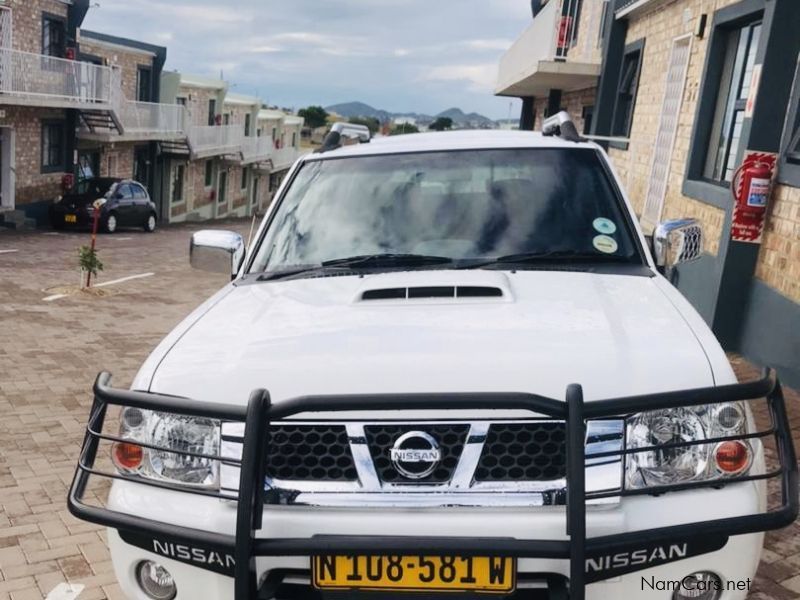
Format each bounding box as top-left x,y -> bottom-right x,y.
68,119 -> 798,600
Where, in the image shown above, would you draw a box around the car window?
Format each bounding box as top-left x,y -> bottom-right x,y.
250,148 -> 641,272
115,184 -> 133,200
132,184 -> 148,200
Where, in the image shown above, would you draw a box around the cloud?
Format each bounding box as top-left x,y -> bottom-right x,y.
83,0 -> 525,119
424,63 -> 500,94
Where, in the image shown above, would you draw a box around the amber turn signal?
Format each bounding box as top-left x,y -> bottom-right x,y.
714,440 -> 750,474
112,441 -> 144,471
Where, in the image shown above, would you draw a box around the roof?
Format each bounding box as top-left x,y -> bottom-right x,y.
283,115 -> 304,126
304,130 -> 599,160
80,30 -> 166,59
224,93 -> 261,107
258,109 -> 286,121
178,73 -> 227,90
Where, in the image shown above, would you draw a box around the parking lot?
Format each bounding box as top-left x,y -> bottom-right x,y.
0,221 -> 799,600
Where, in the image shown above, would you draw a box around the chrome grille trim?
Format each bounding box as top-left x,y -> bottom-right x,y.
219,419 -> 624,507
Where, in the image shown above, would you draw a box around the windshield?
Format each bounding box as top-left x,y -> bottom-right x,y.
250,148 -> 641,274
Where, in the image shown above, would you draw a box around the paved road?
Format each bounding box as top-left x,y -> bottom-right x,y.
0,221 -> 798,599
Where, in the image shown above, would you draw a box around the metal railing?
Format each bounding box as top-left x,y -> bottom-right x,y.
118,100 -> 186,136
187,124 -> 245,157
0,47 -> 115,105
271,146 -> 302,170
241,136 -> 273,164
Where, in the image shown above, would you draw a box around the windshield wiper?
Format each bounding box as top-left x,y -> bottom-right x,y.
459,250 -> 631,270
256,254 -> 453,282
321,253 -> 454,268
256,266 -> 351,282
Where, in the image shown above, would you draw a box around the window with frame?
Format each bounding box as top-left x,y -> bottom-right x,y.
137,67 -> 152,102
41,121 -> 65,172
42,15 -> 66,58
702,21 -> 762,183
172,164 -> 185,204
245,114 -> 252,137
208,99 -> 217,126
779,57 -> 800,186
611,40 -> 644,139
291,132 -> 297,148
241,166 -> 249,191
205,160 -> 214,187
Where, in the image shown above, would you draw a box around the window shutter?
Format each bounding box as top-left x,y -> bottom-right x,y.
641,35 -> 691,234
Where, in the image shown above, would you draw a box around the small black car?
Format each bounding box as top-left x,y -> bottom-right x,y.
50,178 -> 157,233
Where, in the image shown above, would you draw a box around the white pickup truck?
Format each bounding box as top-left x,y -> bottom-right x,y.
69,117 -> 797,600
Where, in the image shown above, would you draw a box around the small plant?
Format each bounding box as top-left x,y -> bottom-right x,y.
78,245 -> 104,288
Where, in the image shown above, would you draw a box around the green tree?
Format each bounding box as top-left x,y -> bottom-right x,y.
428,117 -> 453,131
348,116 -> 381,135
389,123 -> 420,136
298,106 -> 329,129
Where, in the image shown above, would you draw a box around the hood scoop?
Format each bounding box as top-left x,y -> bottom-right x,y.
360,285 -> 505,301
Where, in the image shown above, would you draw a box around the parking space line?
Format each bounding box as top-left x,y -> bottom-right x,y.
46,583 -> 84,600
0,249 -> 18,254
43,293 -> 68,302
94,272 -> 155,288
110,237 -> 133,241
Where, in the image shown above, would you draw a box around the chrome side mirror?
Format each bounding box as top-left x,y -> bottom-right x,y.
653,219 -> 703,269
190,230 -> 245,277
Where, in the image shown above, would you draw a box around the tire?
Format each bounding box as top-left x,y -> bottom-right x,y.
144,213 -> 157,233
104,212 -> 118,234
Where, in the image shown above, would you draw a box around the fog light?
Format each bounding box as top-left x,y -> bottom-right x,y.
673,572 -> 722,600
136,560 -> 177,600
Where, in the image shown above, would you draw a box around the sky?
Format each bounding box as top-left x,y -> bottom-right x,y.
82,0 -> 528,120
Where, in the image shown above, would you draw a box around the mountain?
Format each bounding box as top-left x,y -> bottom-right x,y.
325,102 -> 390,121
325,102 -> 496,128
437,107 -> 495,127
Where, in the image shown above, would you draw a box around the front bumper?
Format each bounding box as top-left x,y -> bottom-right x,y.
68,372 -> 798,599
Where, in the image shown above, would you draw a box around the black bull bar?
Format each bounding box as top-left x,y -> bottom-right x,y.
68,370 -> 798,599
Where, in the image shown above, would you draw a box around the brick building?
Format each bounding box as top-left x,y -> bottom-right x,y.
0,4 -> 305,230
75,30 -> 170,217
0,0 -> 101,228
498,0 -> 800,386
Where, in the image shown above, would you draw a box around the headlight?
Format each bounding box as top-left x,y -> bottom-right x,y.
112,408 -> 220,489
625,402 -> 751,490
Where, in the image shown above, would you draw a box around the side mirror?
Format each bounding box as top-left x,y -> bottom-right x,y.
653,219 -> 703,269
190,230 -> 245,277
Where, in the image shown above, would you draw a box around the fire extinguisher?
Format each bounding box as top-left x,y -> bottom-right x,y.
731,161 -> 772,210
61,173 -> 75,193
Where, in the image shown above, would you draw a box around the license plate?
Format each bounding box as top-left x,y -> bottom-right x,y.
64,214 -> 77,224
313,555 -> 515,593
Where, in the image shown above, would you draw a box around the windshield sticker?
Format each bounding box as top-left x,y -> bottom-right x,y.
593,218 -> 617,235
593,235 -> 619,254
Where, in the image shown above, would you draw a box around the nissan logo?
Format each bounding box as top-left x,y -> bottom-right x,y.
389,431 -> 441,479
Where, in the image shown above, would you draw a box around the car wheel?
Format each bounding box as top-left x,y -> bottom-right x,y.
144,213 -> 157,233
104,212 -> 118,234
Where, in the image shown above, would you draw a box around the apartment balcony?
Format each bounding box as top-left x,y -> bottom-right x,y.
495,0 -> 601,97
271,146 -> 303,172
79,100 -> 187,142
0,47 -> 118,110
241,136 -> 273,165
187,124 -> 244,159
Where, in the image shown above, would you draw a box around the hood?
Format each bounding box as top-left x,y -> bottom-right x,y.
147,270 -> 715,406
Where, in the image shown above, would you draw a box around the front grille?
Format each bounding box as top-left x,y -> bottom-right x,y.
474,423 -> 567,482
364,424 -> 469,484
266,425 -> 357,481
